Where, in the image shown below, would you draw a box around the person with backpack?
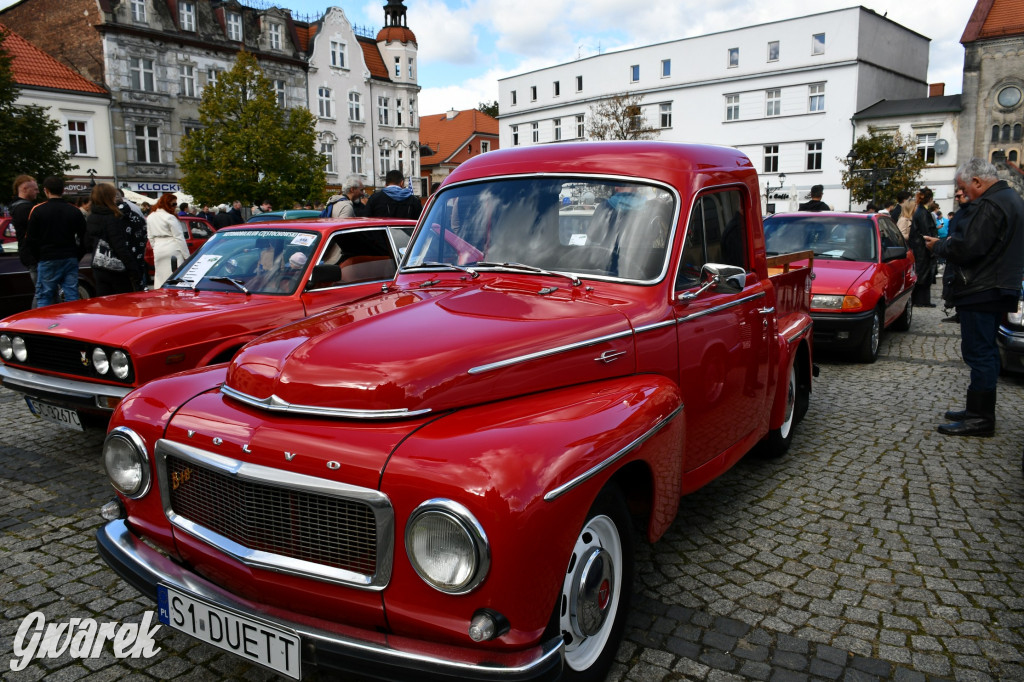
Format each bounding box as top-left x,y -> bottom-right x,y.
365,170 -> 421,220
322,176 -> 367,218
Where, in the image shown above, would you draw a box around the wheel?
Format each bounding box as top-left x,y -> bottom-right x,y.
761,361 -> 799,458
550,486 -> 633,682
892,298 -> 912,331
856,308 -> 882,363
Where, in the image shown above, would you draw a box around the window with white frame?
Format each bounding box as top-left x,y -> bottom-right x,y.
808,83 -> 825,112
397,148 -> 404,173
661,59 -> 671,77
806,141 -> 822,170
396,99 -> 403,126
660,103 -> 672,128
812,33 -> 825,55
728,47 -> 739,68
318,87 -> 333,118
394,57 -> 401,78
379,143 -> 392,175
130,57 -> 155,91
179,65 -> 196,97
916,133 -> 937,164
766,89 -> 781,117
553,81 -> 560,97
321,141 -> 335,174
530,85 -> 537,101
67,120 -> 89,155
330,41 -> 346,68
348,91 -> 361,121
409,100 -> 416,127
630,65 -> 639,82
554,118 -> 561,141
576,115 -> 584,138
269,23 -> 282,50
512,125 -> 519,146
726,94 -> 740,121
378,96 -> 390,125
576,75 -> 583,91
135,125 -> 160,163
179,1 -> 195,31
273,79 -> 286,108
206,68 -> 221,89
227,12 -> 243,41
350,140 -> 363,174
481,140 -> 490,153
531,122 -> 539,143
408,58 -> 414,79
763,145 -> 779,173
768,41 -> 779,62
130,0 -> 146,22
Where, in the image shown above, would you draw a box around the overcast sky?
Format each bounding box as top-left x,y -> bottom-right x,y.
0,0 -> 980,116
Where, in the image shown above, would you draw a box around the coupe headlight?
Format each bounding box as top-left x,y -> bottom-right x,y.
406,499 -> 490,594
0,334 -> 12,360
103,427 -> 150,498
111,350 -> 130,380
12,336 -> 27,362
811,294 -> 844,309
92,347 -> 109,375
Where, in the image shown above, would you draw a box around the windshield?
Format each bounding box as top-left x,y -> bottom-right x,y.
764,215 -> 877,262
164,229 -> 320,294
404,177 -> 677,282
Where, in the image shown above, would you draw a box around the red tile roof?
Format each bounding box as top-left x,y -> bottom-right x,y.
358,36 -> 389,80
1,22 -> 107,95
294,23 -> 316,53
962,0 -> 1024,43
376,26 -> 416,45
419,109 -> 499,166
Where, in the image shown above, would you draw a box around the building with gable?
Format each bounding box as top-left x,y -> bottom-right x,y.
418,108 -> 498,193
958,0 -> 1024,195
307,1 -> 421,194
1,23 -> 113,194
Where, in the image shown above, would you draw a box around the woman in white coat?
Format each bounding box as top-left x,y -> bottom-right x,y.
147,192 -> 190,287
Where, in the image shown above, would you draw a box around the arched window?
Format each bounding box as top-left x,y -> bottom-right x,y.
1002,124 -> 1011,142
1014,124 -> 1022,141
992,125 -> 1000,142
1010,150 -> 1019,163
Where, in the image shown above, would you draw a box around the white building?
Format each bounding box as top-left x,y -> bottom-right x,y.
497,7 -> 931,213
307,1 -> 421,194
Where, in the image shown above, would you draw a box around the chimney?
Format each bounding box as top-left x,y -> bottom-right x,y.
929,83 -> 945,97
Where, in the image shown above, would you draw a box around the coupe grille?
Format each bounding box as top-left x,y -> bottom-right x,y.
15,333 -> 96,376
166,455 -> 379,576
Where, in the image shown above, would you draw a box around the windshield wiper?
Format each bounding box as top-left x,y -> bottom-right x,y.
209,276 -> 250,294
402,261 -> 479,278
474,261 -> 581,287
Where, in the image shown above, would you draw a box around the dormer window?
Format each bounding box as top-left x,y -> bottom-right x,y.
227,12 -> 243,41
269,23 -> 282,50
179,2 -> 195,31
130,0 -> 146,23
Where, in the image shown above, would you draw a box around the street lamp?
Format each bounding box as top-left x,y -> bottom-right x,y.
764,172 -> 787,199
86,169 -> 97,187
846,148 -> 907,208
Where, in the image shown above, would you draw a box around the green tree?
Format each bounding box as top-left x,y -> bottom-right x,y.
477,100 -> 498,118
179,51 -> 325,208
840,132 -> 926,206
586,93 -> 659,141
0,29 -> 74,200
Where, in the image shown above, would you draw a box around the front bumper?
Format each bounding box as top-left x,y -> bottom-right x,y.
0,364 -> 130,414
998,323 -> 1024,375
97,519 -> 564,682
810,309 -> 875,349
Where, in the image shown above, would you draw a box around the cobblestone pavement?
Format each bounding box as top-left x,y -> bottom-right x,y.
1,289 -> 1023,681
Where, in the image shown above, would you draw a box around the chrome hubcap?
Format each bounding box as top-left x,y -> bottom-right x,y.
570,547 -> 614,638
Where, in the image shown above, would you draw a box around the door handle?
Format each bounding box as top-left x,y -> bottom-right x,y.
758,307 -> 776,315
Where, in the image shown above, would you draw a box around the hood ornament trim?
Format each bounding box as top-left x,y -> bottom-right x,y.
468,328 -> 634,375
221,384 -> 431,419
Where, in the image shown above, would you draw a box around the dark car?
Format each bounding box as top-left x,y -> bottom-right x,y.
764,211 -> 917,362
0,245 -> 95,318
997,279 -> 1024,375
143,215 -> 215,276
245,209 -> 322,223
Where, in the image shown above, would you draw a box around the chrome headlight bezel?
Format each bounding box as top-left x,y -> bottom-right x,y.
405,499 -> 490,595
12,335 -> 27,362
111,350 -> 130,380
0,334 -> 12,360
92,347 -> 110,375
103,426 -> 150,498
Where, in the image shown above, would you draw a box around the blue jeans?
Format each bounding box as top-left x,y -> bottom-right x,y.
959,309 -> 1002,392
35,257 -> 80,307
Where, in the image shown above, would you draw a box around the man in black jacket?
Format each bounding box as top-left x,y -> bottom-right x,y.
798,185 -> 830,212
910,187 -> 938,307
9,175 -> 39,303
926,159 -> 1024,437
26,176 -> 87,306
365,170 -> 422,220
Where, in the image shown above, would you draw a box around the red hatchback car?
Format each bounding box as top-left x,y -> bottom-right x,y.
765,211 -> 916,362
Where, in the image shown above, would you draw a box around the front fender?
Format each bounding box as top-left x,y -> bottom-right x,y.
379,374 -> 684,652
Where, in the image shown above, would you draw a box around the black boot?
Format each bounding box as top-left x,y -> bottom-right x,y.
938,390 -> 995,437
944,407 -> 968,421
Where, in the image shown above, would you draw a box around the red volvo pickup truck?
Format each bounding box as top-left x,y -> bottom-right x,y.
96,142 -> 815,681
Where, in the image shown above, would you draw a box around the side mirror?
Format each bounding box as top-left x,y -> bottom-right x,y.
679,263 -> 747,301
308,263 -> 341,288
882,246 -> 908,262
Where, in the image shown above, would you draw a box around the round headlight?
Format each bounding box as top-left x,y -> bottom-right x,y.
111,350 -> 130,380
92,348 -> 109,374
12,336 -> 27,362
405,499 -> 489,594
103,427 -> 150,497
0,334 -> 12,360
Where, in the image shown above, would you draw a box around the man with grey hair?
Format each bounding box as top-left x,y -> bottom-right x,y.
925,158 -> 1024,437
325,176 -> 366,218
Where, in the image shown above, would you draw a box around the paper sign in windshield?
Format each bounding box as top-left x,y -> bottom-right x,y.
181,255 -> 222,284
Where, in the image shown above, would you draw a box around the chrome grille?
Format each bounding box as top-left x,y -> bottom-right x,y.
166,454 -> 379,577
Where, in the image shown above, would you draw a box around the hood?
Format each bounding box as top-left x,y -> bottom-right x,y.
811,260 -> 873,296
0,290 -> 292,354
224,281 -> 636,416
